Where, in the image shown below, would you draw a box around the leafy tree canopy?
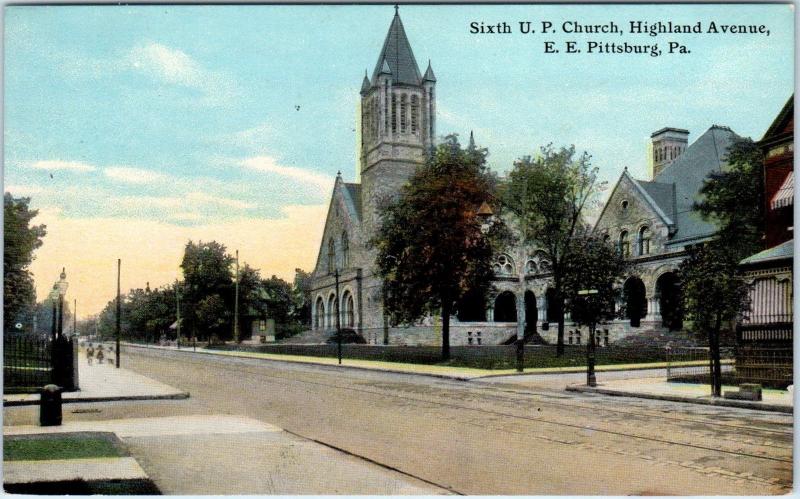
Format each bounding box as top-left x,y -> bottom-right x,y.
372,135 -> 508,358
4,193 -> 47,331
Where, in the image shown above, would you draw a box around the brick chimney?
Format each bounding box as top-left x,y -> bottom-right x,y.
650,127 -> 689,179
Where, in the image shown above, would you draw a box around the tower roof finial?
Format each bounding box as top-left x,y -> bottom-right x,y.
394,4 -> 399,15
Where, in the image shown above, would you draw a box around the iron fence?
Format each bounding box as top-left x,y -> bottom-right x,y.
735,346 -> 793,389
4,334 -> 53,393
665,346 -> 735,384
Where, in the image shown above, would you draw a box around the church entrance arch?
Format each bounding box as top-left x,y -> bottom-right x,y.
656,272 -> 683,331
623,277 -> 647,328
524,290 -> 537,335
494,291 -> 517,322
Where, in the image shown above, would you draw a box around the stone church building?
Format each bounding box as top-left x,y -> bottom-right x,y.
308,8 -> 739,347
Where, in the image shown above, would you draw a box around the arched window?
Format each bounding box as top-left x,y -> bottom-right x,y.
411,95 -> 419,133
493,254 -> 515,276
638,226 -> 651,256
383,82 -> 389,134
391,93 -> 397,134
327,294 -> 337,328
341,231 -> 350,268
327,238 -> 336,273
526,260 -> 537,274
400,94 -> 407,133
619,231 -> 630,257
341,291 -> 355,327
315,297 -> 325,330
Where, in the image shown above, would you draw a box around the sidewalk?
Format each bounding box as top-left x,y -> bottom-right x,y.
123,341 -> 712,381
566,377 -> 793,413
3,350 -> 189,406
4,415 -> 450,495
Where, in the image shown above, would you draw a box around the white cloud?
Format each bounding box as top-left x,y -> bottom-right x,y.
104,166 -> 168,184
185,192 -> 257,210
126,42 -> 237,105
129,43 -> 205,89
239,156 -> 333,196
28,160 -> 95,172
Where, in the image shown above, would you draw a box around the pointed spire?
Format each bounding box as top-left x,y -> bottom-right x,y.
468,130 -> 476,150
371,7 -> 422,85
360,70 -> 371,95
423,59 -> 436,82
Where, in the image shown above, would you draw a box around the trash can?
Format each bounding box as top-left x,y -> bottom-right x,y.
40,384 -> 63,426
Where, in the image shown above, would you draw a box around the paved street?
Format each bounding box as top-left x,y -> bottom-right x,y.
5,346 -> 792,495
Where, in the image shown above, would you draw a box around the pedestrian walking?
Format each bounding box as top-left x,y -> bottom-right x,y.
86,343 -> 95,365
96,344 -> 105,364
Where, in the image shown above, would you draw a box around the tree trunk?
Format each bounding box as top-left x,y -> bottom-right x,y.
711,313 -> 723,397
441,300 -> 451,361
556,296 -> 565,357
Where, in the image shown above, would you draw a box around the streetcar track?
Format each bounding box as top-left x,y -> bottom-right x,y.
126,347 -> 794,463
131,346 -> 793,436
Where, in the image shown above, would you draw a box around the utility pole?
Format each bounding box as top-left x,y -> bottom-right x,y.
116,259 -> 121,368
233,249 -> 240,343
176,284 -> 181,349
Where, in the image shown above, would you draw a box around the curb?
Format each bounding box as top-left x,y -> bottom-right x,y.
3,392 -> 190,407
122,342 -> 695,381
125,344 -> 477,381
565,384 -> 793,414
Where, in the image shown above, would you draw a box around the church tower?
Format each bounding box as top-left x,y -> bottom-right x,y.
359,7 -> 436,241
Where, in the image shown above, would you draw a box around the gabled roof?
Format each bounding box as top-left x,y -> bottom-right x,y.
760,95 -> 793,144
342,182 -> 362,221
371,9 -> 422,86
654,125 -> 741,245
740,239 -> 793,266
594,169 -> 675,232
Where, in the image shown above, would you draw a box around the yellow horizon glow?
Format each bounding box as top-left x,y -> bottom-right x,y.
29,204 -> 327,317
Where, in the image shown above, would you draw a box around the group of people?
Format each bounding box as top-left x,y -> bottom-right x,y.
84,343 -> 110,365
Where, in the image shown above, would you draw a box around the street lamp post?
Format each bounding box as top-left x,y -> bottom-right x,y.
116,259 -> 121,368
55,268 -> 69,340
578,289 -> 599,387
49,285 -> 59,342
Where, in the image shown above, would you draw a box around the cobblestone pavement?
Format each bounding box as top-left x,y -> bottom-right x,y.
5,346 -> 792,495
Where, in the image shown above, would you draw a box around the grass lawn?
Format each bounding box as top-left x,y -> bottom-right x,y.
4,433 -> 125,462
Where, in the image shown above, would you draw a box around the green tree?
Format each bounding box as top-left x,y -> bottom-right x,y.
562,232 -> 627,330
503,145 -> 603,356
679,137 -> 762,397
679,245 -> 749,397
180,241 -> 235,340
4,194 -> 47,332
293,268 -> 313,326
372,135 -> 507,360
195,294 -> 228,342
694,138 -> 764,255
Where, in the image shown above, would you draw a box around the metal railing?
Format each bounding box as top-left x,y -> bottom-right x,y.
3,334 -> 53,393
735,346 -> 793,389
665,346 -> 734,383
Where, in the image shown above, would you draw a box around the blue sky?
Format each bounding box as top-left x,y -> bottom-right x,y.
4,4 -> 794,314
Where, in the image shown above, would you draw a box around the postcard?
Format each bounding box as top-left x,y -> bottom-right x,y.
3,3 -> 794,495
